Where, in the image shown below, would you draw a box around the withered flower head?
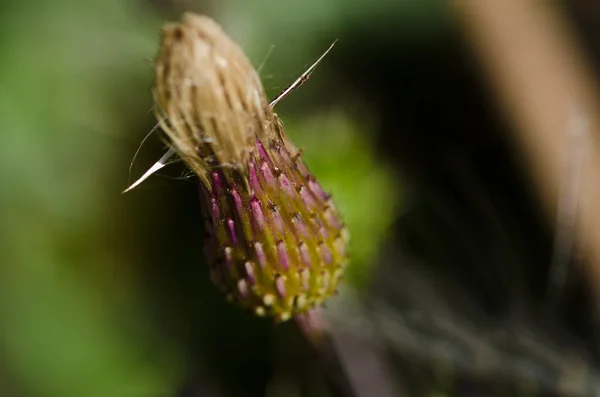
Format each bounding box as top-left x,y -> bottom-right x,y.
154,13 -> 349,322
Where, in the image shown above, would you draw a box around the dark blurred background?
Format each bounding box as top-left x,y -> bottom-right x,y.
2,1 -> 600,396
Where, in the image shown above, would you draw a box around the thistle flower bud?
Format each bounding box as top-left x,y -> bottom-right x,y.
154,13 -> 349,322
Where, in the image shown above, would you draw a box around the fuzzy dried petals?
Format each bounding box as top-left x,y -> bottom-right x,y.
154,13 -> 273,180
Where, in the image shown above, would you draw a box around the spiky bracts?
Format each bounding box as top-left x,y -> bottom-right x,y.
203,132 -> 349,321
154,13 -> 349,321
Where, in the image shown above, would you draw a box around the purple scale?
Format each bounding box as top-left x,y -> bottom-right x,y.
224,247 -> 233,271
275,275 -> 286,299
298,242 -> 311,268
210,196 -> 220,223
249,198 -> 266,231
276,240 -> 289,271
277,174 -> 296,198
231,188 -> 244,216
308,179 -> 328,201
298,186 -> 316,209
256,140 -> 270,162
270,206 -> 285,235
259,161 -> 276,187
295,159 -> 310,178
254,242 -> 267,269
249,162 -> 261,193
244,261 -> 256,285
237,279 -> 249,297
318,242 -> 333,265
211,171 -> 222,196
292,214 -> 309,239
323,207 -> 342,229
319,226 -> 329,239
226,218 -> 237,244
275,156 -> 291,174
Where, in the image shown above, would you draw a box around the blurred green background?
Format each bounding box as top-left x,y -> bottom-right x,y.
2,0 -> 600,396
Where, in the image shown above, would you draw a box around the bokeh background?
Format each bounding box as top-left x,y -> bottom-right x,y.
2,0 -> 600,396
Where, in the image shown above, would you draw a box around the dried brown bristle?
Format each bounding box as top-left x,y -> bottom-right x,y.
154,13 -> 275,185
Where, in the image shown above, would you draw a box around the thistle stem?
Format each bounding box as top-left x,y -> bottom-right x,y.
295,309 -> 358,397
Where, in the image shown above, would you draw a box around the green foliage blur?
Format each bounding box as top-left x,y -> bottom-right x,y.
0,0 -> 445,396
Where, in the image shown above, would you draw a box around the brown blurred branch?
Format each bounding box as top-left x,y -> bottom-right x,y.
452,0 -> 600,307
